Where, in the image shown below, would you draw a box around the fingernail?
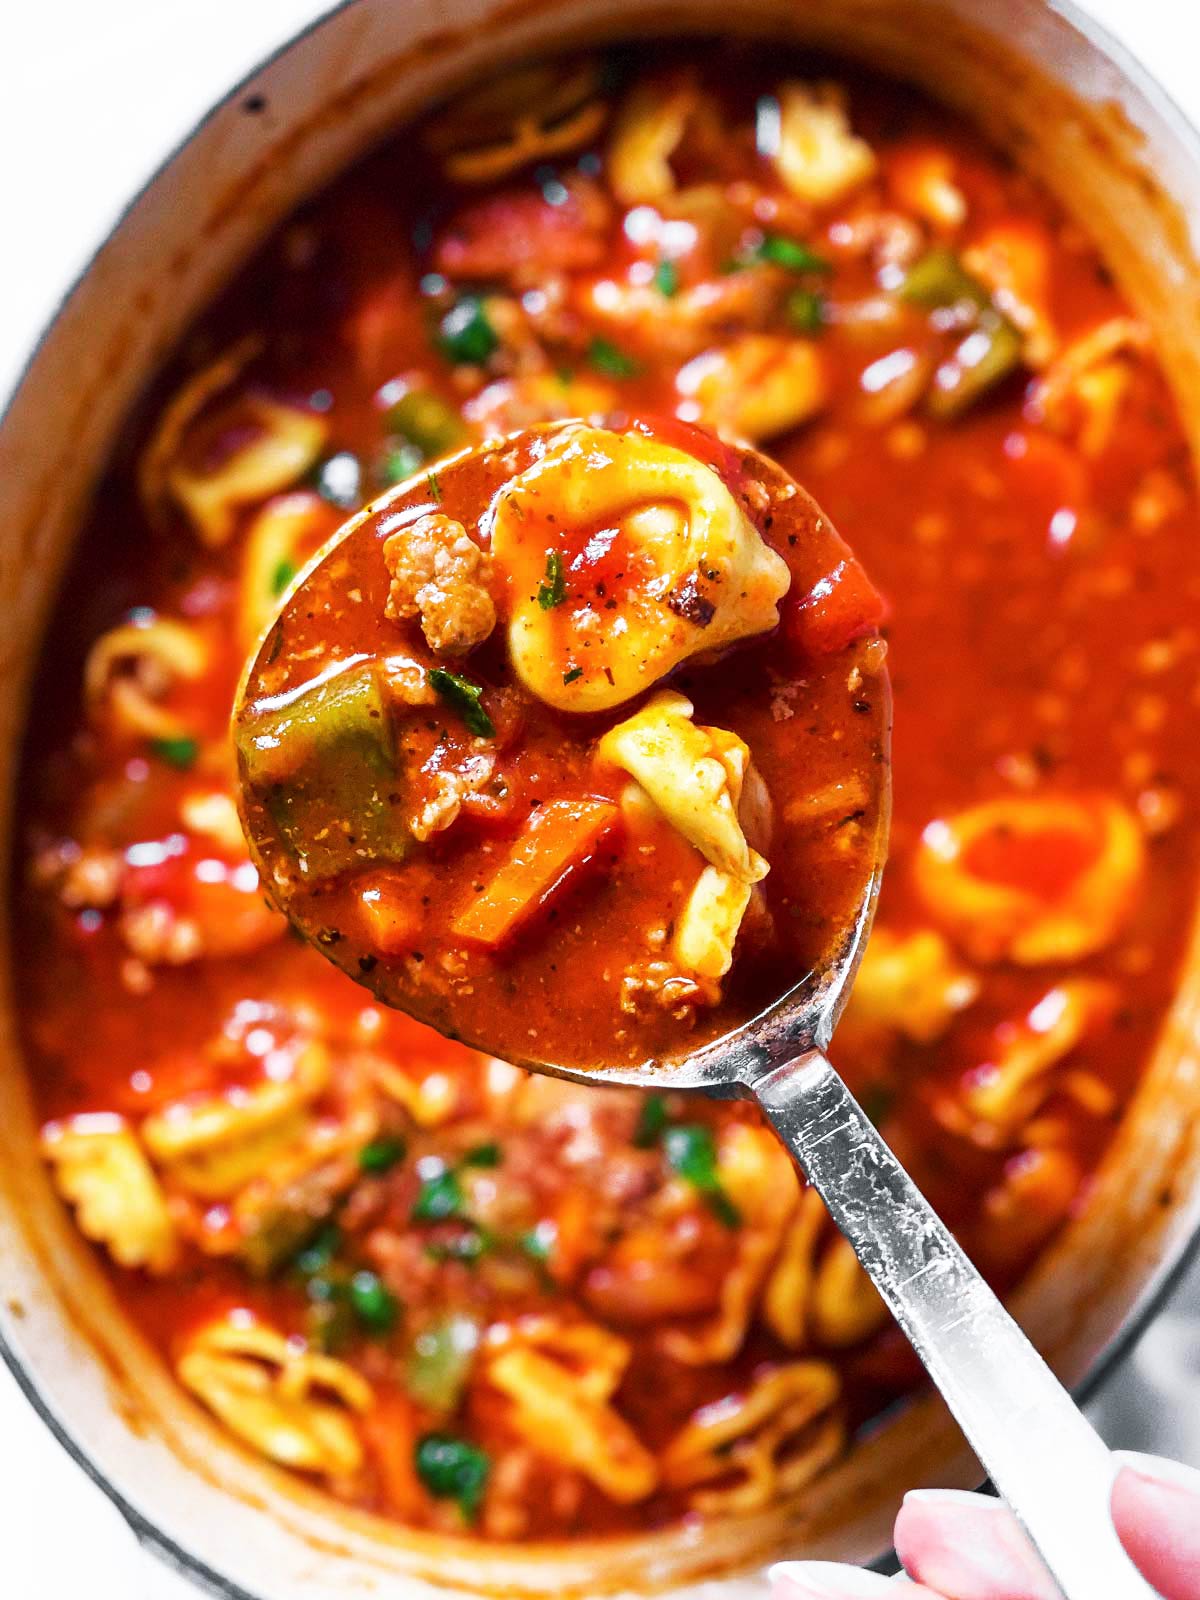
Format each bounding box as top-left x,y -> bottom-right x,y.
1115,1450 -> 1200,1498
895,1490 -> 1061,1600
768,1560 -> 904,1597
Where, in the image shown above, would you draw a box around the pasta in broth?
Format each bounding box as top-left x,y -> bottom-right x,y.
16,40 -> 1200,1541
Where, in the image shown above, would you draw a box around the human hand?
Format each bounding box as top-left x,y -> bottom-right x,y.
770,1452 -> 1200,1600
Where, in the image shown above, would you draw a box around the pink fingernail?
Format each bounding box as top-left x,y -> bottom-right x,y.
768,1559 -> 903,1597
1114,1450 -> 1200,1499
895,1490 -> 1062,1600
1111,1454 -> 1200,1600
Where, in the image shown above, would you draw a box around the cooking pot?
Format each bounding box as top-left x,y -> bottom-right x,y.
3,0 -> 1200,1594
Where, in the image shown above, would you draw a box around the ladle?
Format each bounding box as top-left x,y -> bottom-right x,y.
235,424 -> 1154,1600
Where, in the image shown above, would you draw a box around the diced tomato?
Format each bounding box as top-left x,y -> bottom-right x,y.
123,843 -> 284,957
784,556 -> 889,658
434,179 -> 610,280
356,876 -> 423,955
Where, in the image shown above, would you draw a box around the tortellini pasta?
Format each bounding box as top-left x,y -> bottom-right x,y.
238,491 -> 340,651
141,1040 -> 331,1198
839,925 -> 979,1051
662,1123 -> 798,1365
41,1114 -> 177,1273
676,335 -> 828,444
962,979 -> 1116,1136
178,1314 -> 371,1477
484,1316 -> 658,1503
913,795 -> 1144,964
84,616 -> 210,742
607,76 -> 699,205
770,81 -> 877,204
660,1360 -> 843,1516
140,338 -> 328,546
489,425 -> 790,713
598,691 -> 769,979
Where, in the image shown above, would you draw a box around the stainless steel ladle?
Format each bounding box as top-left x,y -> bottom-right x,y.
237,429 -> 1156,1600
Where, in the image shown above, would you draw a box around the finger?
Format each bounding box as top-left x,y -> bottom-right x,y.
1112,1452 -> 1200,1600
893,1489 -> 1061,1600
769,1561 -> 941,1598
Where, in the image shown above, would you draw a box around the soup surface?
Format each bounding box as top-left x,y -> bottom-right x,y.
16,42 -> 1200,1541
235,417 -> 887,1070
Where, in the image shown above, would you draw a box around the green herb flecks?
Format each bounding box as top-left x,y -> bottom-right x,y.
662,1124 -> 741,1228
519,1221 -> 556,1262
462,1142 -> 502,1169
587,336 -> 642,379
428,669 -> 495,739
562,666 -> 583,685
149,735 -> 199,771
379,442 -> 425,486
349,1269 -> 399,1335
426,470 -> 442,503
415,1433 -> 490,1520
271,558 -> 297,597
653,259 -> 680,297
359,1136 -> 406,1174
537,549 -> 567,610
412,1166 -> 465,1223
786,288 -> 827,335
754,234 -> 831,275
633,1094 -> 669,1149
438,296 -> 499,365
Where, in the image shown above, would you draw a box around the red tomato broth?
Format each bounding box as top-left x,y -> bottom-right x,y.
236,419 -> 886,1071
12,40 -> 1200,1542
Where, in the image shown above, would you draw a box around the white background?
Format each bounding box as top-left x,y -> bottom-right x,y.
2,2 -> 1199,1595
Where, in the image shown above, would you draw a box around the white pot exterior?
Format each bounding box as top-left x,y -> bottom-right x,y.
3,3 -> 1200,1597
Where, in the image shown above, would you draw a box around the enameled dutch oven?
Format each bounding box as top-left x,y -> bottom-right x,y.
3,1 -> 1200,1594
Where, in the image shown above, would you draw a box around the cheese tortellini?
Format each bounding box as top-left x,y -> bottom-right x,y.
41,1114 -> 177,1274
178,1314 -> 371,1477
598,691 -> 768,978
489,425 -> 790,713
913,795 -> 1144,965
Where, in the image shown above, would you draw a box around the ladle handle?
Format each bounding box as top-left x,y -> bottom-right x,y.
753,1050 -> 1157,1600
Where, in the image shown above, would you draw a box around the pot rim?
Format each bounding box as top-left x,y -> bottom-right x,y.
4,1 -> 1200,1595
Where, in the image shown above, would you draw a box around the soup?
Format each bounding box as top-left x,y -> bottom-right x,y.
235,416 -> 887,1070
16,41 -> 1200,1542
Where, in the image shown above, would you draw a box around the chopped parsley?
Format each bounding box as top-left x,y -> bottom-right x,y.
520,1222 -> 556,1262
653,258 -> 680,297
461,1142 -> 502,1168
359,1136 -> 405,1174
587,336 -> 642,378
428,668 -> 495,739
786,288 -> 827,335
562,666 -> 583,685
633,1094 -> 669,1148
349,1269 -> 398,1335
415,1433 -> 490,1520
412,1167 -> 465,1223
379,441 -> 425,486
149,735 -> 198,771
754,233 -> 831,274
438,296 -> 498,365
270,557 -> 297,597
426,469 -> 442,503
294,1223 -> 340,1278
663,1123 -> 742,1228
537,548 -> 567,609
